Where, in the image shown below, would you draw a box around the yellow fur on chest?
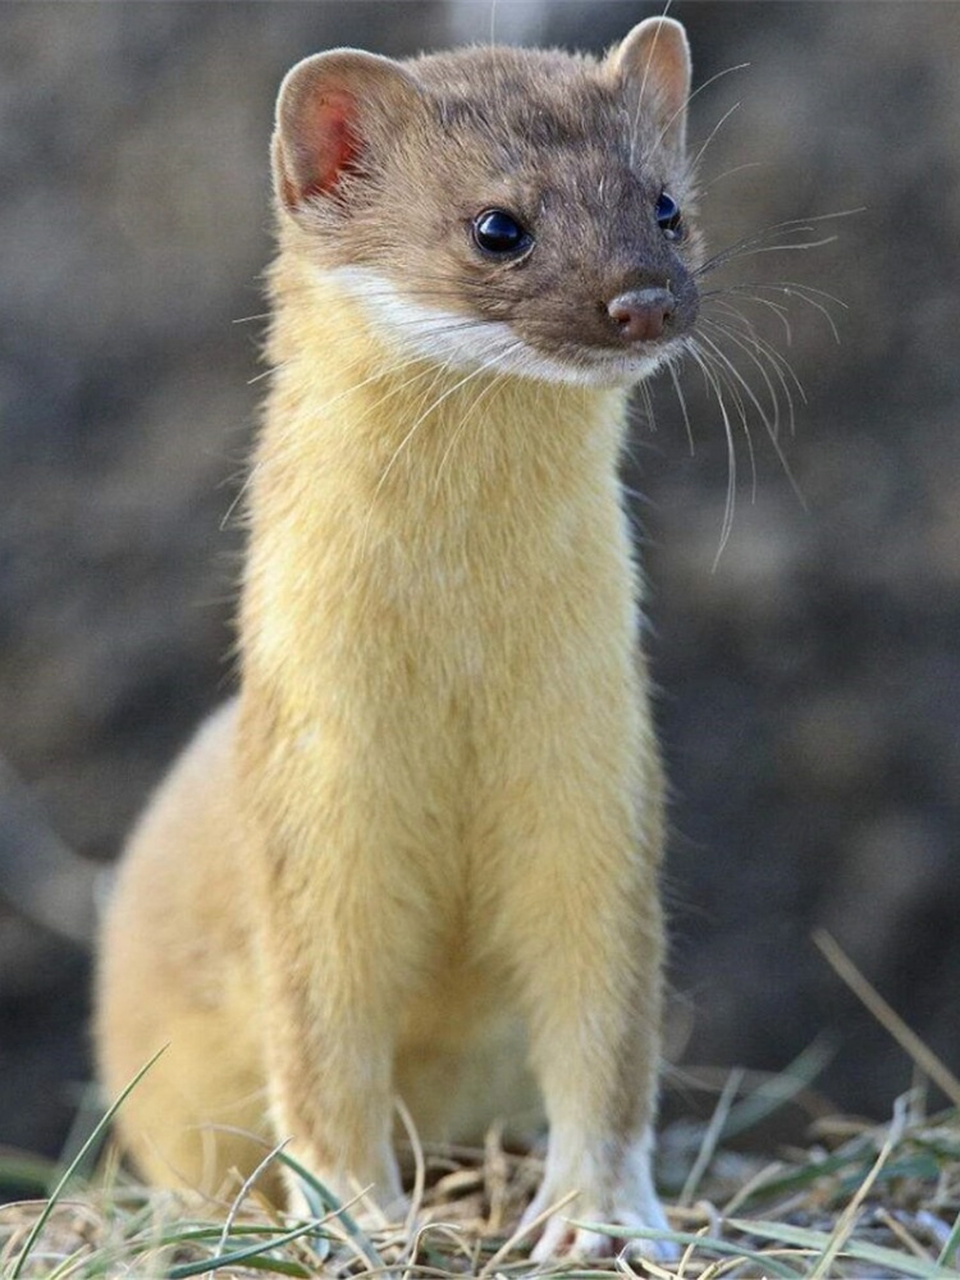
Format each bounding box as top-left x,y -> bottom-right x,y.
242,266 -> 639,765
232,267 -> 653,990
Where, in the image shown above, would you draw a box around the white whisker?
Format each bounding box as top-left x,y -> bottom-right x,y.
696,325 -> 781,454
688,343 -> 738,567
689,98 -> 741,176
432,352 -> 519,494
667,360 -> 696,456
699,160 -> 764,194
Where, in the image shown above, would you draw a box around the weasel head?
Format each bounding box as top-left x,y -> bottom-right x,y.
271,19 -> 701,388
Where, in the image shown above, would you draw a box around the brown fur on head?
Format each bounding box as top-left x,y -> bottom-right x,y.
271,19 -> 701,386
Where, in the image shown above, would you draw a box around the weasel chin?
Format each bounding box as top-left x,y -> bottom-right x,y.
321,265 -> 681,388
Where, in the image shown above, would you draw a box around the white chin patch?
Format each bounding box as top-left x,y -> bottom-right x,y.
323,266 -> 670,389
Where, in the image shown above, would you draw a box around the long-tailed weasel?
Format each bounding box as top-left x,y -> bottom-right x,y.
95,18 -> 701,1260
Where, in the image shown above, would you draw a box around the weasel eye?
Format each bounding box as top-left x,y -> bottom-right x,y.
656,191 -> 684,241
472,209 -> 533,257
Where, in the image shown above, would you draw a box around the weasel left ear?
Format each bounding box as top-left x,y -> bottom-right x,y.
606,17 -> 692,159
272,49 -> 426,213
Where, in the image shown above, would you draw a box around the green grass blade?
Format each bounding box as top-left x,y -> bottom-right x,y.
216,1260 -> 309,1277
164,1220 -> 317,1278
274,1151 -> 383,1270
807,1095 -> 904,1280
731,1136 -> 876,1207
9,1044 -> 169,1280
937,1208 -> 960,1270
728,1216 -> 960,1279
720,1037 -> 835,1140
564,1220 -> 806,1277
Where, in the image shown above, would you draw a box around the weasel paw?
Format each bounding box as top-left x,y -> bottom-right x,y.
524,1192 -> 678,1263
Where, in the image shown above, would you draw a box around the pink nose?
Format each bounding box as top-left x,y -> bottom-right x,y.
607,288 -> 675,343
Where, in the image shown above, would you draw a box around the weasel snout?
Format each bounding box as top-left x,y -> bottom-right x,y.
607,288 -> 675,344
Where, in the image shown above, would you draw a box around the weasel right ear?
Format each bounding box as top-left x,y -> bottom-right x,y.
272,50 -> 425,213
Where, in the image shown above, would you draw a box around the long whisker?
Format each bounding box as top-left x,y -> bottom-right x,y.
706,281 -> 846,343
696,323 -> 785,448
695,324 -> 808,513
687,343 -> 738,567
651,61 -> 751,170
698,160 -> 765,194
622,374 -> 658,481
697,336 -> 758,502
366,354 -> 508,536
369,370 -> 449,495
688,99 -> 741,176
432,351 -> 520,493
668,359 -> 696,456
702,309 -> 798,423
708,302 -> 809,399
696,208 -> 863,278
697,230 -> 839,277
704,292 -> 794,346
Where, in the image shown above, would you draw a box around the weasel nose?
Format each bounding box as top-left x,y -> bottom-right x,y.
607,288 -> 675,343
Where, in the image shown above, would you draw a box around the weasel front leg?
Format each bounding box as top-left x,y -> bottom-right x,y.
262,975 -> 403,1214
503,798 -> 673,1260
255,894 -> 406,1216
246,787 -> 419,1217
524,1114 -> 671,1262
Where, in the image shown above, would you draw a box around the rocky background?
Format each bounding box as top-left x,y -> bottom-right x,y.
1,1 -> 958,1180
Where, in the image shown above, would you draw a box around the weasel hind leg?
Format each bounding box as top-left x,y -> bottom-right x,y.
95,702 -> 279,1201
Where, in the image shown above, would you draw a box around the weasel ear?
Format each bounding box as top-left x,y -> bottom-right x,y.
272,49 -> 425,212
606,17 -> 692,158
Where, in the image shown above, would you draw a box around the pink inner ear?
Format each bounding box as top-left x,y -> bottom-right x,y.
299,89 -> 361,200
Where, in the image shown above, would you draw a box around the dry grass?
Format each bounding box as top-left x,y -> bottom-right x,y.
3,938 -> 959,1278
2,1090 -> 958,1278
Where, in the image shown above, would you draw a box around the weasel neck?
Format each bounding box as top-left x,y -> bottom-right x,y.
240,256 -> 640,707
257,259 -> 630,526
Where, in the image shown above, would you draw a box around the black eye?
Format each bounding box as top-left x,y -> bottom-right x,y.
472,209 -> 533,257
656,190 -> 684,241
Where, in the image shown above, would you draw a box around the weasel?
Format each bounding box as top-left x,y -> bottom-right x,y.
95,18 -> 700,1261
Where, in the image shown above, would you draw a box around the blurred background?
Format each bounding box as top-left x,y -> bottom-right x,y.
1,0 -> 958,1184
